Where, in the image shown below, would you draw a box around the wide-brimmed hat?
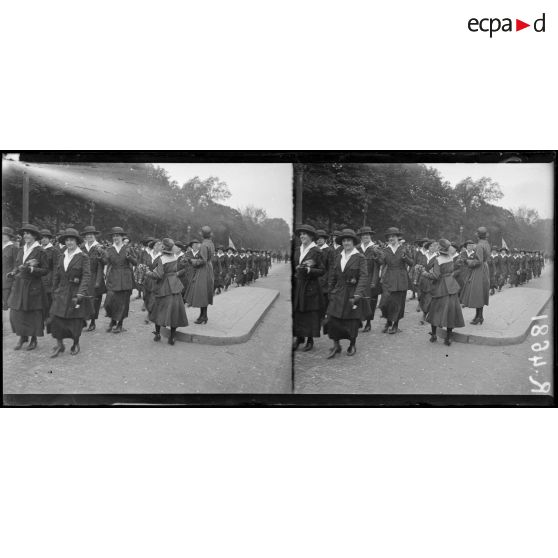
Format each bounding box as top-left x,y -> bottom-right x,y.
357,226 -> 375,236
332,230 -> 341,237
19,223 -> 42,238
161,238 -> 175,254
384,227 -> 403,238
189,238 -> 201,247
438,238 -> 451,254
315,229 -> 329,239
295,224 -> 317,239
81,225 -> 101,236
416,237 -> 429,245
337,228 -> 359,244
226,246 -> 234,252
174,241 -> 187,251
59,228 -> 83,244
463,239 -> 475,246
39,228 -> 54,238
108,226 -> 126,237
2,227 -> 16,239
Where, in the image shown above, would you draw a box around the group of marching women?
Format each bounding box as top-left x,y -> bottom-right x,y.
293,224 -> 547,358
3,223 -> 274,356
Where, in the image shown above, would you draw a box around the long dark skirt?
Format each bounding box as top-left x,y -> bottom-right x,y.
361,296 -> 376,320
104,290 -> 131,322
87,294 -> 103,320
294,310 -> 321,338
50,315 -> 83,340
379,290 -> 406,322
144,289 -> 156,314
10,308 -> 44,337
426,294 -> 465,329
327,316 -> 360,341
44,292 -> 53,334
149,294 -> 188,327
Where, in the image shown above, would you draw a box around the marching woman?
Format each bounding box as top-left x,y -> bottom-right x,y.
142,239 -> 162,324
453,240 -> 475,290
39,229 -> 56,332
417,240 -> 438,325
103,226 -> 137,333
49,228 -> 91,357
81,225 -> 106,331
7,224 -> 49,350
185,226 -> 215,324
2,227 -> 19,311
146,238 -> 188,345
459,226 -> 490,325
293,224 -> 325,352
325,229 -> 369,358
421,239 -> 465,346
356,226 -> 380,332
377,227 -> 415,334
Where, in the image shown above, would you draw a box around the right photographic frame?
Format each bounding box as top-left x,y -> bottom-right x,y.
292,152 -> 555,404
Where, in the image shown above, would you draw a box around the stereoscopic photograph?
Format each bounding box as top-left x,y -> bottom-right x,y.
292,160 -> 554,397
2,154 -> 292,397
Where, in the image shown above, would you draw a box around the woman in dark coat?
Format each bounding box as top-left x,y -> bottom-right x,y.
2,227 -> 19,311
81,225 -> 106,331
293,224 -> 325,352
7,224 -> 49,350
142,239 -> 162,324
49,228 -> 91,357
102,226 -> 137,333
421,239 -> 465,346
459,227 -> 490,325
356,226 -> 381,333
146,238 -> 188,345
185,226 -> 215,324
377,227 -> 414,334
417,240 -> 439,325
326,229 -> 369,358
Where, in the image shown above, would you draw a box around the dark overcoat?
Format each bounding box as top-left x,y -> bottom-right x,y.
50,251 -> 91,319
327,251 -> 368,320
40,245 -> 57,294
7,245 -> 49,311
185,239 -> 215,307
460,239 -> 490,308
103,245 -> 137,292
378,244 -> 414,292
293,245 -> 325,312
2,243 -> 19,292
82,243 -> 106,296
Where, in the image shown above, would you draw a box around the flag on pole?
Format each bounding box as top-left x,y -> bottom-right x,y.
502,238 -> 509,250
228,236 -> 236,250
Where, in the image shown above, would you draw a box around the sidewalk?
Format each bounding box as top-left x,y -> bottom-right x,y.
163,286 -> 280,345
438,267 -> 553,346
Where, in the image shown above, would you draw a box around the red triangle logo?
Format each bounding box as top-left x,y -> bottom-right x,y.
516,19 -> 530,31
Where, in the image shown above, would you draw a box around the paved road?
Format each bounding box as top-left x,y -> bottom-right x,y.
295,266 -> 554,396
3,262 -> 292,394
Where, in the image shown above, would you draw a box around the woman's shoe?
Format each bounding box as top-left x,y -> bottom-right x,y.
87,322 -> 96,332
51,344 -> 65,358
70,343 -> 80,355
112,325 -> 122,334
106,324 -> 114,332
382,324 -> 390,333
14,337 -> 27,350
26,338 -> 38,351
168,337 -> 175,345
478,317 -> 484,325
326,344 -> 342,359
194,317 -> 208,324
469,317 -> 480,325
347,344 -> 356,356
444,336 -> 452,346
302,340 -> 314,352
363,323 -> 371,332
388,325 -> 397,334
429,334 -> 437,343
153,332 -> 161,342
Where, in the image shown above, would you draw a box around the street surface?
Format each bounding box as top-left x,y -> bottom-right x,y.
295,265 -> 554,395
3,262 -> 291,394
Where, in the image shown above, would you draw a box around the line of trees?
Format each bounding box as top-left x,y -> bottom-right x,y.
301,163 -> 553,252
2,162 -> 291,251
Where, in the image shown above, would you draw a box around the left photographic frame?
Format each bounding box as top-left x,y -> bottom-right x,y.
2,152 -> 293,405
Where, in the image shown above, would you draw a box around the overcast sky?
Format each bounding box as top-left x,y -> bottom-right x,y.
158,163 -> 293,229
427,163 -> 554,219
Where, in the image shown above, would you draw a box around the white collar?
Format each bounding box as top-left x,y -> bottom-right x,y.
299,241 -> 316,263
388,243 -> 400,254
426,251 -> 437,261
86,240 -> 99,250
63,246 -> 82,270
340,247 -> 359,271
3,241 -> 14,248
360,240 -> 372,250
43,242 -> 53,249
466,250 -> 474,257
192,250 -> 199,256
113,243 -> 124,253
319,243 -> 329,250
161,253 -> 177,263
23,241 -> 40,261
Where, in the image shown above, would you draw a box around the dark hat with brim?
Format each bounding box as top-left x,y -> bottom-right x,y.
417,237 -> 429,245
19,223 -> 41,238
2,227 -> 17,238
174,241 -> 187,251
315,229 -> 329,239
108,226 -> 126,237
464,239 -> 475,246
81,226 -> 101,236
476,226 -> 488,238
357,226 -> 375,236
295,224 -> 317,239
332,230 -> 341,237
337,228 -> 359,244
189,238 -> 201,247
384,227 -> 403,238
39,229 -> 54,238
161,238 -> 175,254
438,238 -> 451,254
59,228 -> 83,244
